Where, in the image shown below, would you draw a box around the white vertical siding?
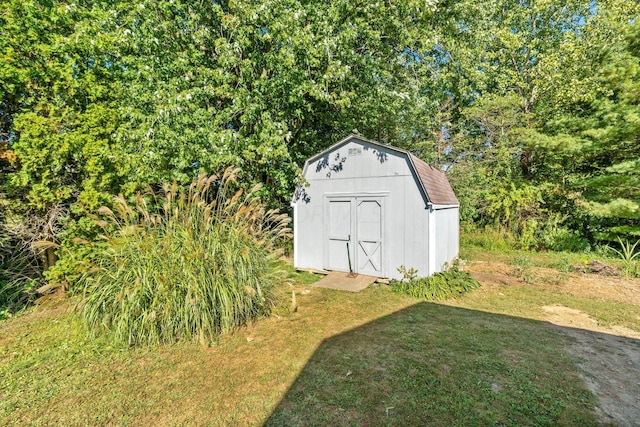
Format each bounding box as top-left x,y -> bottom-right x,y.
433,207 -> 460,272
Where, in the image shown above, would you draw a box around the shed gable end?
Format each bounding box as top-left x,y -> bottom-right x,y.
300,135 -> 459,207
303,138 -> 410,182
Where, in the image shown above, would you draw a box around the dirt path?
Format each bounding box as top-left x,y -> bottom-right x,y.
468,261 -> 640,426
559,326 -> 640,426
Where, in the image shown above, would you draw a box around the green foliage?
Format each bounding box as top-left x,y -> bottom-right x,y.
441,0 -> 640,245
539,216 -> 592,253
391,262 -> 480,301
463,212 -> 592,254
460,224 -> 517,252
0,0 -> 448,290
553,257 -> 574,274
1,143 -> 39,314
0,270 -> 39,320
1,0 -> 639,278
484,182 -> 543,249
0,214 -> 44,316
608,238 -> 640,277
3,0 -> 440,213
78,168 -> 290,346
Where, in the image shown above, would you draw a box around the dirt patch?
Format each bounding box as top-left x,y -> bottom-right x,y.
311,272 -> 377,292
573,260 -> 619,276
469,270 -> 523,287
542,304 -> 640,340
559,273 -> 640,307
467,260 -> 514,277
468,260 -> 640,306
542,306 -> 640,427
564,329 -> 640,427
467,260 -> 640,426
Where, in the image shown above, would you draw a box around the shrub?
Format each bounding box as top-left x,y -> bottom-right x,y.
78,168 -> 290,346
463,213 -> 595,254
391,262 -> 480,301
539,224 -> 591,253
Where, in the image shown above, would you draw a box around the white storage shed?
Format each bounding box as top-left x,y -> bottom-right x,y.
292,134 -> 460,280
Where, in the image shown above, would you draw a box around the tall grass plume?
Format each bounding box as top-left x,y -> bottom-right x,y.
79,168 -> 290,345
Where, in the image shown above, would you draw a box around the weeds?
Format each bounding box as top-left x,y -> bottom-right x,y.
0,226 -> 42,319
510,255 -> 536,283
391,261 -> 480,301
553,257 -> 573,273
78,168 -> 291,346
539,273 -> 568,287
461,226 -> 516,252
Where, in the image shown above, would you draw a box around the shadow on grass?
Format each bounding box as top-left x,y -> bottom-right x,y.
265,302 -> 636,426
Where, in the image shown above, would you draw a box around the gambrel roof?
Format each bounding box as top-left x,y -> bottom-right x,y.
408,153 -> 459,205
302,134 -> 458,206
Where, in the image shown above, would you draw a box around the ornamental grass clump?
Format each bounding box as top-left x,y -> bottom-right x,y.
79,168 -> 290,346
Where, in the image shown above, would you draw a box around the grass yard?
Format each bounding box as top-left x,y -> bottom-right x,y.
2,265 -> 622,426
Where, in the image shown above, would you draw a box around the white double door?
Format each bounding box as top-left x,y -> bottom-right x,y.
325,196 -> 384,277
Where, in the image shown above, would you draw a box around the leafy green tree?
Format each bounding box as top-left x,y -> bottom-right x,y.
2,0 -> 443,285
426,0 -> 639,245
5,0 -> 441,208
533,1 -> 640,239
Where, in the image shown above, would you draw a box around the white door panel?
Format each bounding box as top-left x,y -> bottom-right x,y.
324,196 -> 384,276
356,199 -> 383,276
326,199 -> 352,272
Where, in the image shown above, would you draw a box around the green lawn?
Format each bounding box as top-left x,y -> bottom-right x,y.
0,276 -> 605,426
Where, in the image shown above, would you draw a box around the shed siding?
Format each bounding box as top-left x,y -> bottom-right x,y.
294,136 -> 458,280
295,139 -> 430,279
304,140 -> 411,181
433,207 -> 460,271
